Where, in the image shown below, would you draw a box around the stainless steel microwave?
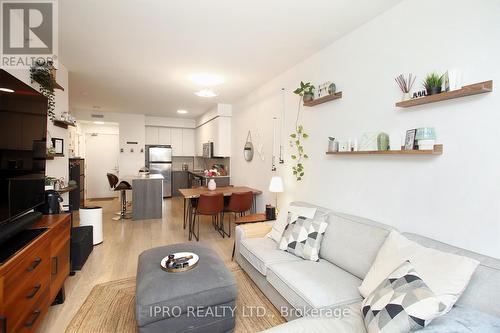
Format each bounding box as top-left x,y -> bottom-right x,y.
202,142 -> 213,158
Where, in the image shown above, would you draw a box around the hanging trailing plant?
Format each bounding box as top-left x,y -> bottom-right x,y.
290,82 -> 312,181
30,60 -> 56,120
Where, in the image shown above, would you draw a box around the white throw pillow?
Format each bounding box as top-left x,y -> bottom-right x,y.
266,205 -> 317,243
359,231 -> 479,313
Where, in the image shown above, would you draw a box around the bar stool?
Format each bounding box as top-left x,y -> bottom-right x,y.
106,173 -> 132,221
190,193 -> 224,241
223,191 -> 253,237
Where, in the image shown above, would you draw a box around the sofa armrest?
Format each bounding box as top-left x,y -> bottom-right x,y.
234,222 -> 273,262
239,222 -> 273,238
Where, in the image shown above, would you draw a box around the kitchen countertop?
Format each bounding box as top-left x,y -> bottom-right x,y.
188,170 -> 230,178
123,174 -> 164,180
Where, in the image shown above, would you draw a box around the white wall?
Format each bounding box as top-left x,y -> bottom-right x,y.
231,0 -> 500,258
145,116 -> 196,128
6,64 -> 71,202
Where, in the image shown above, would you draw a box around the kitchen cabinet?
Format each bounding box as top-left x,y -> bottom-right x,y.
145,126 -> 159,145
171,128 -> 183,156
182,129 -> 195,156
145,126 -> 194,156
195,116 -> 231,157
158,127 -> 172,145
172,171 -> 189,196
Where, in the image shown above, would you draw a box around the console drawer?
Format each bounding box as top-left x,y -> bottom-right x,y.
15,288 -> 50,333
3,237 -> 50,306
51,218 -> 70,253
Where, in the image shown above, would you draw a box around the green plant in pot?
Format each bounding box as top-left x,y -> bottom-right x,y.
290,82 -> 311,181
293,81 -> 315,102
47,146 -> 56,157
423,72 -> 443,95
30,60 -> 57,120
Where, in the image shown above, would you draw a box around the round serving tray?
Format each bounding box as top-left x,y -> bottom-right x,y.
160,252 -> 199,273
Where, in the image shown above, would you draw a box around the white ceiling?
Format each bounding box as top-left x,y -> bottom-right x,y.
60,0 -> 402,118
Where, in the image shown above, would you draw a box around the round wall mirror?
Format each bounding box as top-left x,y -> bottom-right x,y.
244,141 -> 254,161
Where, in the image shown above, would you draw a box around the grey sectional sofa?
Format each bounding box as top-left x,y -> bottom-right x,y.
234,202 -> 500,332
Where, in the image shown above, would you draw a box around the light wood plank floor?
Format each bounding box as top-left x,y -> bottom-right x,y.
38,197 -> 237,333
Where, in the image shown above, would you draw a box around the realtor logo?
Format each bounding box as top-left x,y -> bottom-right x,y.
1,0 -> 58,68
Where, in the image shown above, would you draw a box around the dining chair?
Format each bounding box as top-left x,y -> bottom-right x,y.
190,193 -> 224,241
223,191 -> 253,237
106,173 -> 132,221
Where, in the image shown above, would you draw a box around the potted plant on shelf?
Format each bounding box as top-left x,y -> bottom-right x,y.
47,146 -> 56,158
45,176 -> 57,190
423,72 -> 443,95
30,59 -> 57,120
293,81 -> 315,102
290,82 -> 311,181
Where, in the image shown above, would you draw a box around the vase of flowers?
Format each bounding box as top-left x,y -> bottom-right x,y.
204,169 -> 220,190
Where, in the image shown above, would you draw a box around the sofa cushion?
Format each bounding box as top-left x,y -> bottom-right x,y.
266,260 -> 362,310
260,303 -> 366,333
419,305 -> 500,333
359,231 -> 479,313
279,215 -> 328,261
404,232 -> 500,317
362,261 -> 446,333
240,237 -> 301,276
320,212 -> 394,280
266,204 -> 318,242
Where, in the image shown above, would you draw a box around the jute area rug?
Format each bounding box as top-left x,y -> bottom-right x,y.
65,264 -> 286,333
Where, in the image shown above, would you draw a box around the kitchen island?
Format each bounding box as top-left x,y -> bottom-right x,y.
125,174 -> 164,220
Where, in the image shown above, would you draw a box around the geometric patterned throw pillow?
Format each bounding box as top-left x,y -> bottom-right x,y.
362,261 -> 446,333
278,214 -> 328,261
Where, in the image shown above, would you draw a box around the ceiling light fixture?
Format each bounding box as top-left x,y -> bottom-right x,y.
177,109 -> 188,114
93,121 -> 105,125
189,73 -> 224,86
195,89 -> 217,98
0,88 -> 14,93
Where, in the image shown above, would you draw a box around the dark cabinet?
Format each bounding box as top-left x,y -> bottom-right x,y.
172,171 -> 189,197
69,158 -> 85,209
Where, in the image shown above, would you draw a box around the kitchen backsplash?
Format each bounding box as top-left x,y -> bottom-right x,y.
172,156 -> 230,175
172,157 -> 194,171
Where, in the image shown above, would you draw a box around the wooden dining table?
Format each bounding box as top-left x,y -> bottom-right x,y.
178,186 -> 263,237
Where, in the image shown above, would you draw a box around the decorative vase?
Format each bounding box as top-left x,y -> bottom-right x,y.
415,127 -> 436,150
377,133 -> 390,151
208,179 -> 216,191
426,86 -> 442,95
328,140 -> 338,152
328,83 -> 336,95
303,93 -> 314,102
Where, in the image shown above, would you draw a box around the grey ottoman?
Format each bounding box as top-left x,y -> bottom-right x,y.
136,243 -> 237,333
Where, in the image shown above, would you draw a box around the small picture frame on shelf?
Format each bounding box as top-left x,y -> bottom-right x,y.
404,129 -> 417,150
52,138 -> 64,155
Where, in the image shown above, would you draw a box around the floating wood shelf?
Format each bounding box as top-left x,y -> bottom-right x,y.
304,92 -> 342,107
54,81 -> 64,91
396,81 -> 492,108
56,185 -> 78,194
326,144 -> 443,155
53,119 -> 76,129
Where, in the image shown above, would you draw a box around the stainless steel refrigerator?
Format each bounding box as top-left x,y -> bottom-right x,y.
145,145 -> 172,198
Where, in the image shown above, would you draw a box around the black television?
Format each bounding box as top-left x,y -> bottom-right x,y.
0,69 -> 48,245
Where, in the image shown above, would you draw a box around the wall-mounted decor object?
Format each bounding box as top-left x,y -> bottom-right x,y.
326,145 -> 443,156
395,73 -> 416,101
359,132 -> 379,151
423,72 -> 443,96
271,117 -> 277,171
396,80 -> 493,108
404,129 -> 417,150
279,88 -> 285,164
291,82 -> 311,181
52,138 -> 64,155
415,127 -> 436,150
244,131 -> 254,162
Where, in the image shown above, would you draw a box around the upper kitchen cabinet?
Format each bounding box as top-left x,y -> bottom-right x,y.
195,116 -> 231,157
158,127 -> 172,145
145,126 -> 159,145
171,128 -> 183,155
182,129 -> 195,156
